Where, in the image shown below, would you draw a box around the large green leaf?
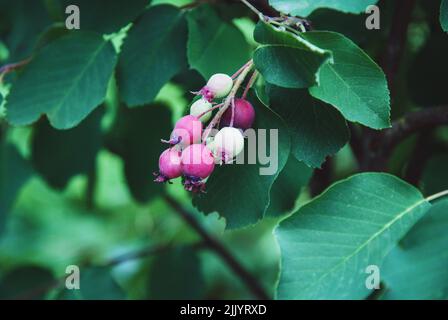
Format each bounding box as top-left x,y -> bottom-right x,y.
193,95 -> 290,229
265,155 -> 313,217
117,5 -> 188,107
382,199 -> 448,299
31,107 -> 104,190
303,31 -> 391,129
187,5 -> 251,79
0,143 -> 32,233
269,0 -> 379,17
105,103 -> 172,203
6,32 -> 117,129
0,265 -> 55,299
253,21 -> 331,88
59,0 -> 149,34
441,0 -> 448,32
267,85 -> 349,168
148,247 -> 205,299
276,173 -> 431,299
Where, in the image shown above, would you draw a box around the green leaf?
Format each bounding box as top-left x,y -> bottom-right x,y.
0,143 -> 33,234
302,31 -> 391,129
253,21 -> 332,88
267,85 -> 349,168
265,155 -> 313,217
193,94 -> 290,229
57,266 -> 126,300
269,0 -> 379,17
6,32 -> 117,129
382,199 -> 448,299
105,103 -> 172,203
31,107 -> 104,189
148,246 -> 205,299
0,265 -> 55,299
276,173 -> 431,299
187,5 -> 251,79
441,0 -> 448,32
117,5 -> 188,107
59,0 -> 149,34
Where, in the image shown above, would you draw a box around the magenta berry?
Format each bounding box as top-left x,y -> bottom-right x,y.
221,98 -> 255,130
166,115 -> 203,148
154,148 -> 182,183
181,144 -> 215,192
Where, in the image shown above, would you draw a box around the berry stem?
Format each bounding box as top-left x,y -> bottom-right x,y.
242,70 -> 259,99
231,59 -> 253,79
202,60 -> 254,142
230,97 -> 236,127
197,102 -> 224,119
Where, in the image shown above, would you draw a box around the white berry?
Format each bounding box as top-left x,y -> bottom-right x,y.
190,99 -> 213,123
206,73 -> 233,99
212,127 -> 245,162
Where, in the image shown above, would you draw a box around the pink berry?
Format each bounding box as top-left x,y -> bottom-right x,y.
220,98 -> 255,130
181,144 -> 215,192
154,148 -> 182,183
166,115 -> 203,148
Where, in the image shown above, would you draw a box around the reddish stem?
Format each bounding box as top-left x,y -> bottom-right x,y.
231,60 -> 253,79
242,70 -> 259,99
0,58 -> 32,82
197,103 -> 223,119
230,97 -> 236,127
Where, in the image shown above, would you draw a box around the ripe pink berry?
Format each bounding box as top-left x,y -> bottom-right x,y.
166,115 -> 203,148
154,148 -> 182,183
220,98 -> 255,130
181,144 -> 215,192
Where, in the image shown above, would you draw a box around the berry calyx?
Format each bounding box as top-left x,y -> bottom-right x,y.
165,115 -> 203,148
154,148 -> 182,183
221,98 -> 255,130
211,127 -> 245,163
181,144 -> 215,192
190,98 -> 213,123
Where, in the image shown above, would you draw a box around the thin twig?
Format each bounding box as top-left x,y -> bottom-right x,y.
240,0 -> 265,19
242,70 -> 259,99
163,194 -> 270,300
197,102 -> 223,120
0,57 -> 32,82
231,60 -> 253,79
382,106 -> 448,152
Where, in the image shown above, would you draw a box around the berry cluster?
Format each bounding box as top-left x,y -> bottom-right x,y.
154,63 -> 257,193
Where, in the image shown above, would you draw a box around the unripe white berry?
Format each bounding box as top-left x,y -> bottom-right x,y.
190,99 -> 213,122
206,73 -> 233,99
212,127 -> 245,162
